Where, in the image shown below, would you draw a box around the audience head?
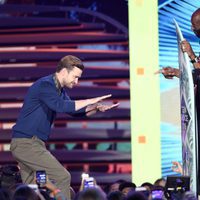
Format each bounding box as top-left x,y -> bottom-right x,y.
12,185 -> 40,200
135,187 -> 150,199
0,165 -> 21,189
75,187 -> 106,200
119,181 -> 136,196
107,190 -> 125,200
154,178 -> 166,187
141,182 -> 153,191
191,8 -> 200,38
106,179 -> 126,193
126,191 -> 148,200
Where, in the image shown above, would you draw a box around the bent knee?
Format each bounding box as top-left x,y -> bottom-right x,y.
59,168 -> 71,182
65,169 -> 71,181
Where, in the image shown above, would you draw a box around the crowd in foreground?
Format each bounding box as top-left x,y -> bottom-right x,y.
0,164 -> 197,200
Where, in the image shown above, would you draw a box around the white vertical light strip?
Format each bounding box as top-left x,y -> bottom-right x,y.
129,0 -> 161,185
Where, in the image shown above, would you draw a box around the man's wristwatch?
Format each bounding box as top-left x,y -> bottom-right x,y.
190,56 -> 199,63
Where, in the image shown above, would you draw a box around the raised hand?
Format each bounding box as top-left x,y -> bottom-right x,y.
171,161 -> 183,174
181,40 -> 195,59
154,66 -> 180,79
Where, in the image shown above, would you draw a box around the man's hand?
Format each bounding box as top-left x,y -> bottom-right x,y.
171,161 -> 183,174
154,66 -> 180,79
86,102 -> 119,116
96,102 -> 119,112
75,94 -> 112,111
181,40 -> 195,59
181,40 -> 200,69
88,94 -> 112,105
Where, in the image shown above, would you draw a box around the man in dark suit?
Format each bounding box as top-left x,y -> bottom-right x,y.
156,7 -> 200,194
10,55 -> 119,200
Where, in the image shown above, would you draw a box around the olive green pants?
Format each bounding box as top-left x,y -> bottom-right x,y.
10,136 -> 71,200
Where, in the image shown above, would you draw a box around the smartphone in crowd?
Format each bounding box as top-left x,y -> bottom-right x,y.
151,189 -> 164,200
36,170 -> 46,188
84,177 -> 95,188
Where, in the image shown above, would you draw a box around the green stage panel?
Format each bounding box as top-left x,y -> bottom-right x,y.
128,0 -> 161,185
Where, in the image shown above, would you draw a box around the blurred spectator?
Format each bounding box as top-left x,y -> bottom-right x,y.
119,181 -> 136,196
12,184 -> 40,200
104,179 -> 126,194
154,178 -> 166,187
9,183 -> 23,197
126,191 -> 148,200
74,187 -> 106,200
107,190 -> 125,200
135,187 -> 150,200
0,165 -> 22,189
141,182 -> 153,191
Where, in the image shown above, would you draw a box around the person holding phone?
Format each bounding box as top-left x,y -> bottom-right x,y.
10,55 -> 119,200
36,170 -> 47,188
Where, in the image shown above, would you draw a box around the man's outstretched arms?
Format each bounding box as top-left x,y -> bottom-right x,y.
85,102 -> 119,116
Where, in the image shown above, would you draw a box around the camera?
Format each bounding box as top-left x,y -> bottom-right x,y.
36,170 -> 46,188
164,176 -> 190,200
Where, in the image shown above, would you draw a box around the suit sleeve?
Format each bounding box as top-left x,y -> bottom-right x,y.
63,89 -> 86,116
39,81 -> 76,113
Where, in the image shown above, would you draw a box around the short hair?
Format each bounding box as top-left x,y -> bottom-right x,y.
154,178 -> 166,186
141,182 -> 153,190
13,185 -> 40,200
56,55 -> 84,72
192,8 -> 200,20
119,182 -> 136,192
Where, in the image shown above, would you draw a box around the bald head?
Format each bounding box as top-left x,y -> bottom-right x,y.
192,8 -> 200,23
191,8 -> 200,38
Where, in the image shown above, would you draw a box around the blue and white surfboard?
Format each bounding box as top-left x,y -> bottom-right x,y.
174,19 -> 198,194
